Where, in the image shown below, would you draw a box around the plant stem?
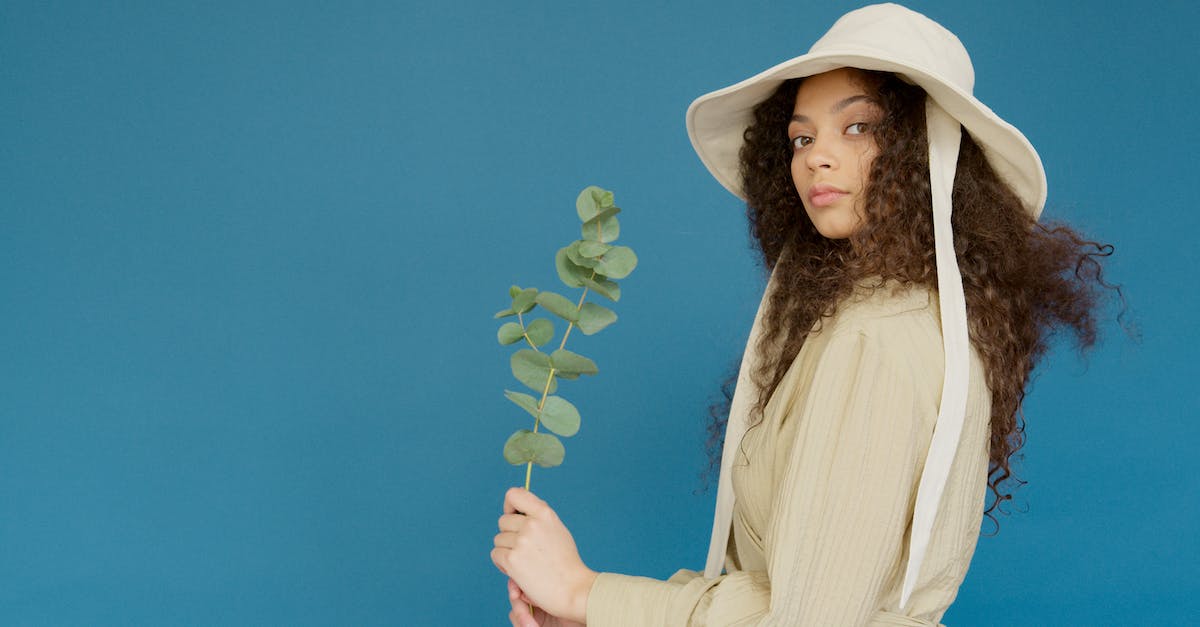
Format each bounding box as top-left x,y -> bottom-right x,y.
525,365 -> 557,491
558,286 -> 590,351
558,270 -> 597,351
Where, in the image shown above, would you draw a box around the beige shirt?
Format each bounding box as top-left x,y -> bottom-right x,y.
586,282 -> 992,626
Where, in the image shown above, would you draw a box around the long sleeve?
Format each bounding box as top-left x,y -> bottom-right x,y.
586,319 -> 942,626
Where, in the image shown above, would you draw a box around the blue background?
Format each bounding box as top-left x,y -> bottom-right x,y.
3,1 -> 1196,624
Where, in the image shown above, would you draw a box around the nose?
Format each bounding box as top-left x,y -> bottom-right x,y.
804,135 -> 838,171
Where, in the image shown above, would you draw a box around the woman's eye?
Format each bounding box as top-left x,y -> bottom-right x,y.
791,136 -> 813,149
846,122 -> 870,135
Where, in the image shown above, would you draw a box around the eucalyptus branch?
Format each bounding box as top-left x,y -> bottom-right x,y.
494,186 -> 637,490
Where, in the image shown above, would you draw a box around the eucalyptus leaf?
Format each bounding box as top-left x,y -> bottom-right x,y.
551,349 -> 598,376
575,186 -> 615,222
494,308 -> 516,319
581,213 -> 619,243
511,349 -> 556,394
594,246 -> 638,279
540,396 -> 581,437
535,291 -> 580,323
503,429 -> 565,467
497,321 -> 525,345
509,285 -> 522,298
503,389 -> 541,419
577,303 -> 617,335
591,206 -> 621,222
511,287 -> 538,314
555,247 -> 589,288
565,241 -> 600,269
525,318 -> 553,347
580,275 -> 621,302
578,240 -> 612,259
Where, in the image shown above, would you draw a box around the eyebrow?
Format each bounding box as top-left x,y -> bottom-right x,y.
790,94 -> 874,124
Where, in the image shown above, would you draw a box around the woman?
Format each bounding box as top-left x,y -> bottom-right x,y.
491,4 -> 1113,625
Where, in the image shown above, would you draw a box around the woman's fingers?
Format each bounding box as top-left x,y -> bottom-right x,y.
498,513 -> 526,532
508,579 -> 539,627
490,546 -> 509,575
504,487 -> 551,518
513,603 -> 539,627
509,578 -> 534,606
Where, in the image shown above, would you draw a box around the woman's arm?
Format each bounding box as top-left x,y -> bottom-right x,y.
584,321 -> 942,626
756,327 -> 931,624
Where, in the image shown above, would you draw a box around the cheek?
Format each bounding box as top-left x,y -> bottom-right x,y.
852,150 -> 878,192
789,155 -> 809,190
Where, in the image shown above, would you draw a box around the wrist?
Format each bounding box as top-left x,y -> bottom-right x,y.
568,568 -> 598,624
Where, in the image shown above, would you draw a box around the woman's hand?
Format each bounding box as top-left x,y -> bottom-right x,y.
507,578 -> 586,627
492,487 -> 597,624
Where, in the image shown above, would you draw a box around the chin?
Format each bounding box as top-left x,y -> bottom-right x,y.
805,206 -> 864,240
811,219 -> 861,240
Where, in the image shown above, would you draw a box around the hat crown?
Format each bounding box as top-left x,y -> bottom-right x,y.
809,3 -> 975,93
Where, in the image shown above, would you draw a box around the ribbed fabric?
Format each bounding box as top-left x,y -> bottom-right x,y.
586,282 -> 992,627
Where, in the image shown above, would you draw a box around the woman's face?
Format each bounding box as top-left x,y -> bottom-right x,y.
787,68 -> 882,239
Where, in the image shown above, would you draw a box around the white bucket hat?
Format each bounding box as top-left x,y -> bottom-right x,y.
690,3 -> 1046,610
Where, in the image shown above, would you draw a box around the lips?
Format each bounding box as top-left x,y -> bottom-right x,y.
807,184 -> 848,208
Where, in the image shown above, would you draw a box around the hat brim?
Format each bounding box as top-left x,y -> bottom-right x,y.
685,50 -> 1047,218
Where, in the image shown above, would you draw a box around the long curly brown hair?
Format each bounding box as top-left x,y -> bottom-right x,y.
704,69 -> 1117,526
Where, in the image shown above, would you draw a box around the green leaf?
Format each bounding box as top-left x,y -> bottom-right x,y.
575,186 -> 615,222
577,303 -> 617,335
535,291 -> 580,323
551,348 -> 598,376
594,246 -> 637,279
577,240 -> 612,259
503,389 -> 541,419
494,308 -> 516,319
508,285 -> 521,298
511,349 -> 556,394
502,392 -> 580,438
565,241 -> 600,269
525,318 -> 553,347
555,247 -> 589,288
497,321 -> 525,345
580,275 -> 621,302
540,395 -> 581,437
503,429 -> 565,467
591,206 -> 621,221
581,212 -> 619,243
511,287 -> 538,314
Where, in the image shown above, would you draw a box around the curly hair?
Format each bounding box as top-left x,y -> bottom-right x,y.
705,70 -> 1117,527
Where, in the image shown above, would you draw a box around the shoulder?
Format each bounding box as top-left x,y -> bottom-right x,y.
813,278 -> 991,412
813,279 -> 946,381
826,279 -> 940,339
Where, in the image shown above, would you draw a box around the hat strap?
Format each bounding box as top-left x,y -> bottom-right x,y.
704,262 -> 779,578
900,98 -> 968,609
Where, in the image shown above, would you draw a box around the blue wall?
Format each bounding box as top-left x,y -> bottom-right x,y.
3,1 -> 1196,624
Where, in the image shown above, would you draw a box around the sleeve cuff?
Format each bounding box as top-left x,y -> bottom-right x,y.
586,570 -> 703,627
